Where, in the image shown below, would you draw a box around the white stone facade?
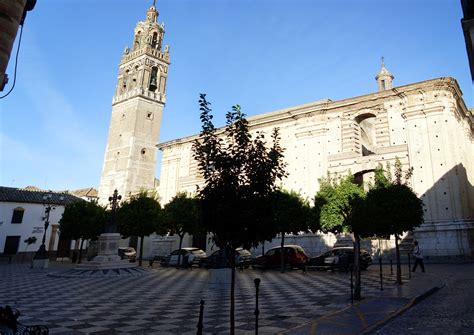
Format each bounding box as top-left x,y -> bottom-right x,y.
157,76 -> 474,259
0,187 -> 82,259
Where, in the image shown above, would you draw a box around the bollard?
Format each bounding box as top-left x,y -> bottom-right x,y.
408,253 -> 411,279
254,278 -> 261,335
390,259 -> 393,275
379,257 -> 383,291
197,299 -> 204,335
350,264 -> 354,305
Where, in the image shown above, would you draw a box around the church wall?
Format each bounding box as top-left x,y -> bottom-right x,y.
157,78 -> 474,259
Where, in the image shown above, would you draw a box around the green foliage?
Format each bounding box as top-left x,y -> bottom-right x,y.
270,189 -> 310,235
163,192 -> 202,237
362,158 -> 422,285
192,93 -> 288,334
362,158 -> 423,237
362,184 -> 424,237
314,174 -> 365,235
192,94 -> 287,250
59,200 -> 106,241
117,191 -> 163,239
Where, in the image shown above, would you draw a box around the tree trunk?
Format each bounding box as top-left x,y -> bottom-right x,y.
395,234 -> 402,285
139,236 -> 144,267
177,234 -> 184,268
78,239 -> 84,264
354,233 -> 362,300
262,243 -> 265,256
280,232 -> 285,273
229,245 -> 235,335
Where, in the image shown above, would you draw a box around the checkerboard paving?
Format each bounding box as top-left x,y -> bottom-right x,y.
0,263 -> 409,334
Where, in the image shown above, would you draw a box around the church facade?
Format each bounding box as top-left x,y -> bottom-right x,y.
100,4 -> 474,258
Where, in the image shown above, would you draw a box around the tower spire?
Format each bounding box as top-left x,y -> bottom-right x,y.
375,56 -> 394,91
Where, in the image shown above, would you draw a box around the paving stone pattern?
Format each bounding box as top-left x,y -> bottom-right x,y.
0,263 -> 409,334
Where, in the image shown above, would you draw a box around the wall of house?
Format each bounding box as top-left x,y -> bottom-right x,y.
0,201 -> 65,256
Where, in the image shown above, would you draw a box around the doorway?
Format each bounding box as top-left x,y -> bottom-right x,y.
4,236 -> 21,255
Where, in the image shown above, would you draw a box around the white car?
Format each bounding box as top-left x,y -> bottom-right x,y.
161,247 -> 207,267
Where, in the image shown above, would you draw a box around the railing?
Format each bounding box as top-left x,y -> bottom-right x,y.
112,88 -> 166,104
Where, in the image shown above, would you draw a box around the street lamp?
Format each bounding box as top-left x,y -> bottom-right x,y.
32,192 -> 64,268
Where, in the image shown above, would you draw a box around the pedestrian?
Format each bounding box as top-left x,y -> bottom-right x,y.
412,240 -> 425,273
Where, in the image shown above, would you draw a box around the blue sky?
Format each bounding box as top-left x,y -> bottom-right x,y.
0,0 -> 472,191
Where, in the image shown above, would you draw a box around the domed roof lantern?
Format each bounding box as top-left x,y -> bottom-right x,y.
375,57 -> 394,91
146,0 -> 158,23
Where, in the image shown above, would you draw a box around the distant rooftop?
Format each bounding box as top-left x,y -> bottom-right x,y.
0,186 -> 82,205
69,187 -> 98,199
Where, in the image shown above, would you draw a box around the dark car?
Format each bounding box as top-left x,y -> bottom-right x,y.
118,247 -> 136,262
252,245 -> 309,270
160,247 -> 207,267
307,247 -> 372,271
199,248 -> 252,269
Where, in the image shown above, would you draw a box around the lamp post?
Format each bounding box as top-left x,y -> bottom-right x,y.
33,192 -> 64,268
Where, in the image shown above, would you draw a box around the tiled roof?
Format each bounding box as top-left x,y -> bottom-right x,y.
0,186 -> 82,205
70,187 -> 98,198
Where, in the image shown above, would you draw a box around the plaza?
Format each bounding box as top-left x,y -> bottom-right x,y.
0,261 -> 413,334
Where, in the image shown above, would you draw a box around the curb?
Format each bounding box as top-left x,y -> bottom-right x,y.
361,284 -> 444,334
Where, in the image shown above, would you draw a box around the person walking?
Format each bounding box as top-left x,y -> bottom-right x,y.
412,240 -> 425,273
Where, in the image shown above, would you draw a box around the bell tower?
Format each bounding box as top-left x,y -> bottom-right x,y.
98,3 -> 170,204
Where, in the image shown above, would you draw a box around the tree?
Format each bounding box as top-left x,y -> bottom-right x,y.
361,160 -> 424,285
192,94 -> 286,334
162,192 -> 201,268
59,200 -> 106,263
117,191 -> 164,266
270,189 -> 310,272
313,174 -> 366,300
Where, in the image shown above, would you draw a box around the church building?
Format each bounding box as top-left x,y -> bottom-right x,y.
99,4 -> 474,259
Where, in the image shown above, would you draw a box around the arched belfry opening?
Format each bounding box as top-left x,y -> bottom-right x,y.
151,32 -> 158,48
149,66 -> 158,91
355,113 -> 376,156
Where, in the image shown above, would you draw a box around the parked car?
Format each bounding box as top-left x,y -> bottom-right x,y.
118,247 -> 136,262
160,247 -> 207,267
199,248 -> 252,269
252,245 -> 309,270
307,247 -> 372,271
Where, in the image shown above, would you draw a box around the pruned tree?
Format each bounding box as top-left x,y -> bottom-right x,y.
117,191 -> 164,266
59,200 -> 106,263
270,189 -> 310,272
313,174 -> 366,300
192,94 -> 286,334
162,192 -> 201,268
360,160 -> 424,285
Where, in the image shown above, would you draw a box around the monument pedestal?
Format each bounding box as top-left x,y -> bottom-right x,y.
32,258 -> 49,269
31,244 -> 49,269
75,233 -> 136,270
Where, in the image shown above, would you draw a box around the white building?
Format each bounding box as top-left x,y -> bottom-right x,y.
0,186 -> 81,261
